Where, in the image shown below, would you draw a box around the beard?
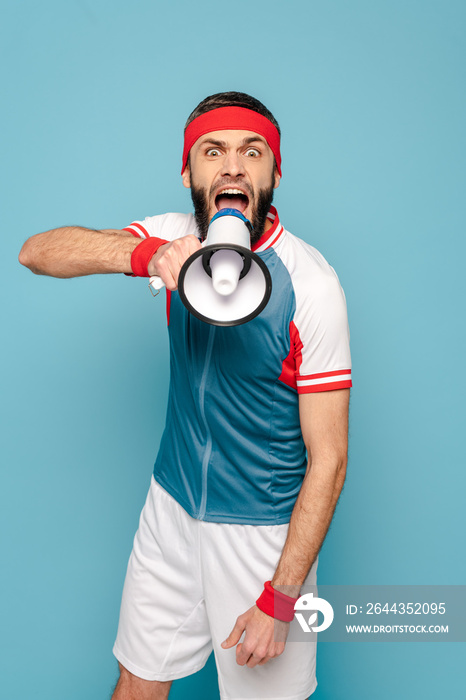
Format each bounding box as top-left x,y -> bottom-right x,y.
190,171 -> 276,246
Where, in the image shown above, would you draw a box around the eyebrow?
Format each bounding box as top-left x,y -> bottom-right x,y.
199,135 -> 267,149
240,136 -> 267,147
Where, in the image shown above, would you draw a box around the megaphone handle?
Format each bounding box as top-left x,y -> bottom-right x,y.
149,275 -> 165,297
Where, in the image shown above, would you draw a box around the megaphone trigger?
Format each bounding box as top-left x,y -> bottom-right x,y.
149,275 -> 165,296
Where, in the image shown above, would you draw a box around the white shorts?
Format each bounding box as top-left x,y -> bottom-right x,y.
113,477 -> 318,700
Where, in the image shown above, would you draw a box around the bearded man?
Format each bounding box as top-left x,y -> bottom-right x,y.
19,92 -> 352,700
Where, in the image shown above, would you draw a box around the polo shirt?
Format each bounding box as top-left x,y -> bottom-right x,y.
125,207 -> 352,525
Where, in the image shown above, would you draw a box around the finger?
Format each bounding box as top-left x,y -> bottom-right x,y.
186,234 -> 202,254
162,244 -> 189,289
156,260 -> 177,291
235,640 -> 264,667
150,237 -> 197,283
246,652 -> 263,668
175,244 -> 190,272
169,239 -> 200,286
221,620 -> 245,649
147,245 -> 176,288
187,233 -> 202,246
235,642 -> 252,666
176,238 -> 202,272
257,656 -> 273,665
245,645 -> 269,668
165,259 -> 180,290
175,235 -> 201,261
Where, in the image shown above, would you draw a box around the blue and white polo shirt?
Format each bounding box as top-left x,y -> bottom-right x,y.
125,207 -> 352,525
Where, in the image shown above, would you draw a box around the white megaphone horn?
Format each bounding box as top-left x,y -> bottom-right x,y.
149,209 -> 272,327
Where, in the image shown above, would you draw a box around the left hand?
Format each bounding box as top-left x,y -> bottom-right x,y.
221,605 -> 290,667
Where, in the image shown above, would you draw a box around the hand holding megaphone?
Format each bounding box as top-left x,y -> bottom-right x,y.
148,226 -> 247,296
149,209 -> 272,326
148,234 -> 202,292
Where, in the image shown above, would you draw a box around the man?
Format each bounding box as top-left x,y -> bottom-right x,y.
19,92 -> 352,700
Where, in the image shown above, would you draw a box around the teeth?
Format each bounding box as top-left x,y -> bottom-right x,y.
218,189 -> 247,196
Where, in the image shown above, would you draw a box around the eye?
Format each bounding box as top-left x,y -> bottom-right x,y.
245,148 -> 260,158
206,148 -> 221,157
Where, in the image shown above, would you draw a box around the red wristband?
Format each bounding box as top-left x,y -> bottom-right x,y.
130,237 -> 168,277
256,581 -> 298,622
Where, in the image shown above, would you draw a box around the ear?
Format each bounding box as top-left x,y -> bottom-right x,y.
182,163 -> 191,189
273,168 -> 281,189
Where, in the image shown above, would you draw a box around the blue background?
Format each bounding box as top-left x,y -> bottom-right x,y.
2,0 -> 465,698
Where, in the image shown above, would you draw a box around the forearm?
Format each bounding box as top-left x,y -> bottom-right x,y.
271,457 -> 347,596
18,226 -> 139,278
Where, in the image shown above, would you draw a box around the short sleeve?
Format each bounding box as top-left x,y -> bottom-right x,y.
293,270 -> 352,393
279,235 -> 352,394
123,212 -> 198,241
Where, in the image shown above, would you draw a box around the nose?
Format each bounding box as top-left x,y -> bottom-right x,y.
221,150 -> 244,178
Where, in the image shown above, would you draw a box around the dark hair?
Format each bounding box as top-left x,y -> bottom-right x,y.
185,91 -> 280,135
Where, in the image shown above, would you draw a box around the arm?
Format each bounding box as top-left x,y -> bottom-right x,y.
18,225 -> 201,287
271,388 -> 349,593
222,388 -> 350,667
18,226 -> 140,278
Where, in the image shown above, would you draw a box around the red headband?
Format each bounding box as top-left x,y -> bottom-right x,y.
182,106 -> 282,176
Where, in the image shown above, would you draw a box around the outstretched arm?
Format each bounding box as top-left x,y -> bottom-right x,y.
18,226 -> 201,287
222,388 -> 350,667
18,226 -> 140,278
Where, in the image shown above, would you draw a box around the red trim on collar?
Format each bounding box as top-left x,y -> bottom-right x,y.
251,206 -> 284,252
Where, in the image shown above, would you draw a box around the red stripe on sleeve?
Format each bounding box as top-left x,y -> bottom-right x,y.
298,369 -> 352,381
297,380 -> 353,394
123,222 -> 150,239
132,223 -> 150,238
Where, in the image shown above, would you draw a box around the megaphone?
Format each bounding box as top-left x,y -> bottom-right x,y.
149,209 -> 272,327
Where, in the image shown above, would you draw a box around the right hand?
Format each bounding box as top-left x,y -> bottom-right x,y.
147,234 -> 202,291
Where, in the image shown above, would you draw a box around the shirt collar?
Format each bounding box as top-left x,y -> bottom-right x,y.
251,206 -> 285,252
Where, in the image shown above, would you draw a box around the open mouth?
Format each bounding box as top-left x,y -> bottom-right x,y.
215,189 -> 249,213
